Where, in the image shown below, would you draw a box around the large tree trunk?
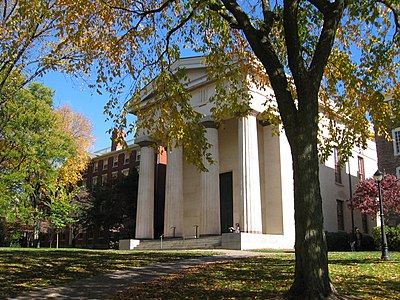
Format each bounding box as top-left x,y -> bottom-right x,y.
284,92 -> 333,299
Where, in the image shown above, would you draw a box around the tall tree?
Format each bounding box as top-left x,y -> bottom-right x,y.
55,105 -> 95,188
4,1 -> 399,298
0,79 -> 94,247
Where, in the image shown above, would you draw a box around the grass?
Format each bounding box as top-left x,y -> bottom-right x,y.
0,247 -> 214,298
0,249 -> 399,299
111,251 -> 400,300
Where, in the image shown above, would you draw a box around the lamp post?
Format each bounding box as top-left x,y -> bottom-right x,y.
373,169 -> 390,260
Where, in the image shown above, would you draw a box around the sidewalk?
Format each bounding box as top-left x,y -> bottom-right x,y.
9,250 -> 262,300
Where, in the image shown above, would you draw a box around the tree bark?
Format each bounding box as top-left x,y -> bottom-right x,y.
288,138 -> 331,298
284,90 -> 333,299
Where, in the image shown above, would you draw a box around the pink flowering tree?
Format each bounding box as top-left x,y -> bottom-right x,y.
349,174 -> 400,222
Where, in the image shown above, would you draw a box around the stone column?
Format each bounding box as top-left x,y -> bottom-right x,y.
200,118 -> 221,236
262,124 -> 284,234
163,146 -> 184,237
135,138 -> 155,239
238,113 -> 263,233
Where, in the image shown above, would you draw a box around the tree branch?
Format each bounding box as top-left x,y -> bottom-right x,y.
208,2 -> 241,29
309,0 -> 346,85
377,0 -> 400,37
283,0 -> 306,82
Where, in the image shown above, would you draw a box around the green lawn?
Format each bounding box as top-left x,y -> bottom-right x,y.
111,251 -> 400,300
0,247 -> 213,298
1,249 -> 398,299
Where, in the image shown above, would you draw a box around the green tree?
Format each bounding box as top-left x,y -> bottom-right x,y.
45,185 -> 77,248
0,79 -> 93,247
4,1 -> 399,298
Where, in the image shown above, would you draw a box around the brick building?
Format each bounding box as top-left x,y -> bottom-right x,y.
42,131 -> 167,248
375,95 -> 400,178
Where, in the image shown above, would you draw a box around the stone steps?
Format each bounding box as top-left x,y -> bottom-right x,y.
132,236 -> 222,250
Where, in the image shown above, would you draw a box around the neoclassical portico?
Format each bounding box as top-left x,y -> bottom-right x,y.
132,56 -> 293,248
135,113 -> 273,239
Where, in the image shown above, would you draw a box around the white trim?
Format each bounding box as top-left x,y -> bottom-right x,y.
113,155 -> 119,167
396,166 -> 400,178
393,127 -> 400,156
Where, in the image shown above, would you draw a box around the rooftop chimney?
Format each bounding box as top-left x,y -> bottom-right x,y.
111,129 -> 126,151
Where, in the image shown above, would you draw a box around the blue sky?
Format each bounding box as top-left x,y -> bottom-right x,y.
40,71 -> 132,152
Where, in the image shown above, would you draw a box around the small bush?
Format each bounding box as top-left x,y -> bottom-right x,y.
325,231 -> 351,251
361,234 -> 376,251
371,225 -> 400,251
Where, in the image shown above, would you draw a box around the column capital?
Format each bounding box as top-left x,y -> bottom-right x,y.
201,116 -> 219,129
135,136 -> 156,148
259,120 -> 271,127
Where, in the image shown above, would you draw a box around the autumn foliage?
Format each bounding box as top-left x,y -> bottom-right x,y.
349,174 -> 400,220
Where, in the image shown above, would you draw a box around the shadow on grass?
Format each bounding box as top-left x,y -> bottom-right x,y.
111,256 -> 296,299
111,252 -> 400,300
0,248 -> 213,298
328,252 -> 400,300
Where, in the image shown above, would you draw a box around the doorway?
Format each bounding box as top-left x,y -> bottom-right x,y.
220,172 -> 233,233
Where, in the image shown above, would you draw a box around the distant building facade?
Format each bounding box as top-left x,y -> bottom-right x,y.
41,131 -> 167,248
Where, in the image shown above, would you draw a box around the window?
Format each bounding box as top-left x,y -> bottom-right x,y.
362,214 -> 369,234
92,176 -> 98,186
357,156 -> 365,181
93,162 -> 98,172
334,148 -> 342,184
124,153 -> 130,164
111,171 -> 118,180
396,166 -> 400,178
336,200 -> 344,231
393,128 -> 400,156
122,168 -> 129,176
103,160 -> 108,170
113,156 -> 118,167
101,174 -> 108,185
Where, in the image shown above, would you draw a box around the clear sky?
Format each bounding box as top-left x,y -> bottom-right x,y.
40,71 -> 132,152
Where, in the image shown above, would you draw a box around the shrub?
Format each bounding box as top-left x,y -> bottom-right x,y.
361,234 -> 376,251
325,231 -> 351,251
371,225 -> 400,251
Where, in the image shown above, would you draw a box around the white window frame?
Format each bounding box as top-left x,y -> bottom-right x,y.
393,127 -> 400,156
396,166 -> 400,178
124,153 -> 130,164
101,174 -> 108,185
336,199 -> 345,231
334,148 -> 342,184
103,160 -> 108,170
113,155 -> 118,167
93,162 -> 98,172
122,168 -> 129,176
92,176 -> 98,186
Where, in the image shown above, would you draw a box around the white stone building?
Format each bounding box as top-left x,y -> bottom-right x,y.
128,56 -> 378,250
